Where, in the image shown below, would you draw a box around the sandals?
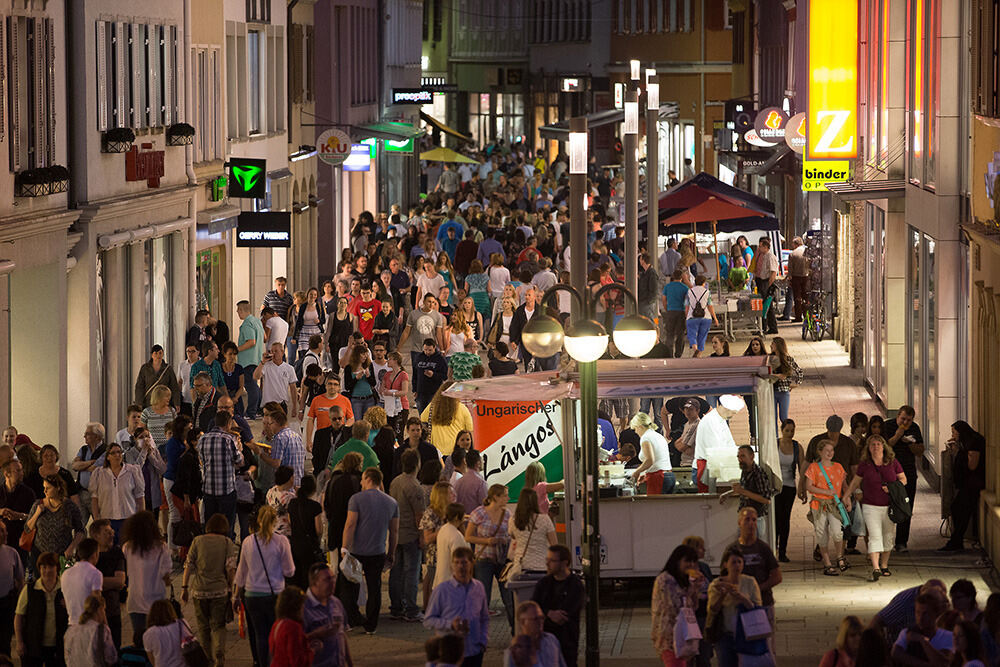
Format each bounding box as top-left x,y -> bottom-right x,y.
837,557 -> 849,572
823,566 -> 839,576
880,568 -> 892,577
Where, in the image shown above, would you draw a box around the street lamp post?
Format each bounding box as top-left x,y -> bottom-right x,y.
569,117 -> 589,321
624,88 -> 639,299
645,68 -> 660,273
520,285 -> 657,667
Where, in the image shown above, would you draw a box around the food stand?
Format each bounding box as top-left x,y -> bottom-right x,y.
445,357 -> 778,578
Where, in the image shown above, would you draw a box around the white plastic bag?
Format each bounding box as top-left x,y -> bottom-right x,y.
340,552 -> 364,584
673,606 -> 702,659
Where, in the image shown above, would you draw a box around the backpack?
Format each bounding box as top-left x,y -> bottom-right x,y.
887,480 -> 913,524
690,287 -> 708,318
294,351 -> 322,382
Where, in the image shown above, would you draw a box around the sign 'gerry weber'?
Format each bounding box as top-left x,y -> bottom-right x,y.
236,212 -> 291,248
471,399 -> 563,501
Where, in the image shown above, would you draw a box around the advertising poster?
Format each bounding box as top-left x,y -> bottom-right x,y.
471,399 -> 563,502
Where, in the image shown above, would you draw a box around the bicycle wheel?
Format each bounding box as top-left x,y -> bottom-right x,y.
813,304 -> 827,342
801,312 -> 809,340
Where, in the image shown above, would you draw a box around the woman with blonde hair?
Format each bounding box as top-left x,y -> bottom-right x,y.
234,504 -> 295,667
365,405 -> 397,485
819,615 -> 864,667
463,259 -> 491,322
487,294 -> 518,355
459,296 -> 485,342
628,412 -> 675,494
523,461 -> 564,516
419,481 -> 453,608
344,344 -> 377,421
443,311 -> 472,357
63,592 -> 117,667
487,253 -> 512,301
421,381 -> 473,457
140,384 -> 176,445
435,253 -> 457,307
843,435 -> 906,582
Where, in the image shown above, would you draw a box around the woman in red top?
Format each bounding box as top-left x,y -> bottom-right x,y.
269,586 -> 314,667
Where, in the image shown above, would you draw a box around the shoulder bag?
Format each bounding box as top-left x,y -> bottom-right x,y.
499,515 -> 536,583
817,463 -> 851,529
179,618 -> 211,667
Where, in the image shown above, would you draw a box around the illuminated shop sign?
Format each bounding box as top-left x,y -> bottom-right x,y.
808,0 -> 858,159
236,212 -> 291,247
802,160 -> 850,191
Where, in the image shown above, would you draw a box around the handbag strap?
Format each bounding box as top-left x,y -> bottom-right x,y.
817,463 -> 850,524
145,366 -> 170,397
517,515 -> 537,567
253,535 -> 275,595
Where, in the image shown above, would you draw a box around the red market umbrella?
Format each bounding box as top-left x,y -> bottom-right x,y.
662,197 -> 767,301
658,184 -> 745,211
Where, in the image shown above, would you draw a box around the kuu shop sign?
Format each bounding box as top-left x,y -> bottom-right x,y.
807,0 -> 858,159
471,400 -> 563,501
316,129 -> 352,166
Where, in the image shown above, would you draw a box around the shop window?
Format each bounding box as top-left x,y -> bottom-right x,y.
8,15 -> 55,171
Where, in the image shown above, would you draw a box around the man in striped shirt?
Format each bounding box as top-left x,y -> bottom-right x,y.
261,276 -> 294,319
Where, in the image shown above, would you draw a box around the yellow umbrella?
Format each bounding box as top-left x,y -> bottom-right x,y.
419,147 -> 481,164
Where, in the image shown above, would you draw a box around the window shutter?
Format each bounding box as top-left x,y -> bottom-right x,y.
305,25 -> 314,101
114,22 -> 127,128
131,23 -> 146,129
96,21 -> 108,131
44,18 -> 55,166
8,16 -> 25,171
147,24 -> 161,127
290,24 -> 302,104
163,25 -> 175,125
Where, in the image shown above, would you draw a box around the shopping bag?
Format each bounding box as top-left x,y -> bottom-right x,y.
340,552 -> 364,584
738,607 -> 772,641
673,606 -> 702,659
850,501 -> 866,537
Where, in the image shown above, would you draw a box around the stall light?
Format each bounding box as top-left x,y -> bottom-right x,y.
564,319 -> 609,363
611,314 -> 658,358
289,146 -> 317,162
520,315 -> 566,359
647,83 -> 660,111
569,131 -> 588,174
624,101 -> 639,135
630,59 -> 641,81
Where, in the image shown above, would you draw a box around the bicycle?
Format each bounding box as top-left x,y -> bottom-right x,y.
801,290 -> 830,342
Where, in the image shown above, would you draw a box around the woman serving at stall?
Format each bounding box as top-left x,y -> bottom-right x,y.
629,413 -> 675,494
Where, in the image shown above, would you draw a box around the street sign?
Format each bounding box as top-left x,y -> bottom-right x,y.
802,160 -> 850,191
236,212 -> 291,247
744,129 -> 777,148
316,129 -> 352,166
808,0 -> 859,158
754,106 -> 788,143
343,144 -> 371,172
785,112 -> 807,153
228,158 -> 267,198
391,88 -> 433,104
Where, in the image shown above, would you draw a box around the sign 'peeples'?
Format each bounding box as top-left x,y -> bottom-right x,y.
808,0 -> 858,159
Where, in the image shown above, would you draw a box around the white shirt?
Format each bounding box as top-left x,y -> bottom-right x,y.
433,524 -> 470,588
234,533 -> 295,594
639,430 -> 673,473
114,428 -> 134,447
694,409 -> 736,462
487,266 -> 511,297
265,315 -> 289,347
61,560 -> 105,625
659,248 -> 681,276
177,360 -> 196,403
259,361 -> 298,404
143,620 -> 190,667
90,464 -> 145,520
123,542 -> 172,615
64,620 -> 117,667
531,270 -> 558,294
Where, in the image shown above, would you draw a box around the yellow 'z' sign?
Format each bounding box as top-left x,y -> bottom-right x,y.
808,0 -> 858,159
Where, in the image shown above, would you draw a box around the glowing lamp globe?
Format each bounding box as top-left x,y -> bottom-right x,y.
612,314 -> 658,358
564,319 -> 609,363
520,314 -> 565,359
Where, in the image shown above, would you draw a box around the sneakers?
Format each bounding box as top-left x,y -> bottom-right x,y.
403,612 -> 424,622
388,612 -> 405,621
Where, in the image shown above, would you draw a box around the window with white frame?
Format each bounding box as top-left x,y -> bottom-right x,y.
8,15 -> 56,171
226,21 -> 283,139
96,20 -> 179,132
192,47 -> 222,162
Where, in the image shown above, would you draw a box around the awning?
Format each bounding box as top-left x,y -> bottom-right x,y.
197,204 -> 241,235
268,168 -> 293,182
444,357 -> 769,401
420,112 -> 473,143
355,122 -> 426,142
825,179 -> 906,201
538,103 -> 680,141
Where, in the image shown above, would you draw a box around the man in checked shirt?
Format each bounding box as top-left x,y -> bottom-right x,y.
200,410 -> 244,539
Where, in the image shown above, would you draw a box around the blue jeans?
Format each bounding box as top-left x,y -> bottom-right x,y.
474,559 -> 515,632
243,364 -> 260,419
388,540 -> 422,617
350,395 -> 377,422
686,317 -> 712,351
775,389 -> 791,424
243,594 -> 276,667
203,491 -> 237,540
640,397 -> 664,429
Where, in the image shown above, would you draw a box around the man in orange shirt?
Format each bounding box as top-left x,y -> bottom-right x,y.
307,376 -> 354,475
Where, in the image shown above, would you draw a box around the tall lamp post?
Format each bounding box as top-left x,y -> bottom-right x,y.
624,62 -> 641,297
521,285 -> 658,667
569,118 -> 589,319
645,68 -> 660,272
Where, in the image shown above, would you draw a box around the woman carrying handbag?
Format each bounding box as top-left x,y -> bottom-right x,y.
504,489 -> 557,608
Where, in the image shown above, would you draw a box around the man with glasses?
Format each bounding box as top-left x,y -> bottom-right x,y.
306,378 -> 354,477
191,372 -> 219,433
71,423 -> 108,525
217,395 -> 253,445
200,410 -> 244,537
236,300 -> 265,420
0,459 -> 35,556
371,343 -> 389,391
532,545 -> 584,667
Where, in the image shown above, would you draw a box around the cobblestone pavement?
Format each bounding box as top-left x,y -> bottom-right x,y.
113,321 -> 994,666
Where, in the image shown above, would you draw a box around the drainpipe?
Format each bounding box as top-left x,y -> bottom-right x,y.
288,0 -> 300,134
184,0 -> 196,186
699,0 -> 706,172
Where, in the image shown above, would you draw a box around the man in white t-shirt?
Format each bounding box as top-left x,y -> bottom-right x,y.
261,307 -> 290,348
693,395 -> 742,492
253,343 -> 299,415
61,538 -> 104,624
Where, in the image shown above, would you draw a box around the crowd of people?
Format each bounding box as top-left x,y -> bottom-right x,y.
0,142 -> 989,667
